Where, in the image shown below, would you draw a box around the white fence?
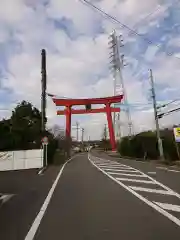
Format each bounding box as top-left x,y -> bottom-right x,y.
0,149 -> 43,171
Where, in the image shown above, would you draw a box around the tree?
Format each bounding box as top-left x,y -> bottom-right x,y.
100,124 -> 111,151
10,101 -> 42,150
49,124 -> 64,139
0,101 -> 42,151
118,128 -> 179,161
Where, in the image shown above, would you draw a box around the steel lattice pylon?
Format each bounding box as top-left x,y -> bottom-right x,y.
109,30 -> 133,138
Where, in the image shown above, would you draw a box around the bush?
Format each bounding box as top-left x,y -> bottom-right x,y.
118,129 -> 179,161
47,138 -> 58,164
53,150 -> 67,165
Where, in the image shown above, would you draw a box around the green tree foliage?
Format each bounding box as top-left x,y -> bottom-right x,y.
0,100 -> 73,164
118,129 -> 178,161
0,101 -> 43,151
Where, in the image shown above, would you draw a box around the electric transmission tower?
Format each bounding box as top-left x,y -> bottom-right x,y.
108,30 -> 133,138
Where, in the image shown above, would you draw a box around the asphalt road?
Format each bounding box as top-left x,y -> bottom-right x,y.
0,166 -> 60,240
94,150 -> 180,195
26,153 -> 180,240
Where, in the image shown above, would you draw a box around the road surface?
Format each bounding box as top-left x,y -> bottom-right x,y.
0,167 -> 60,240
22,152 -> 180,240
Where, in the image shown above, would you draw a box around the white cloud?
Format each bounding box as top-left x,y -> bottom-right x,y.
144,45 -> 159,62
0,0 -> 29,24
0,0 -> 179,141
168,37 -> 180,48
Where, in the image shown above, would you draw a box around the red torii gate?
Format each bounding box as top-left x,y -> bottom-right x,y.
52,95 -> 123,151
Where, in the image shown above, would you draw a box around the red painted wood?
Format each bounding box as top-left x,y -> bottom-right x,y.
52,95 -> 124,151
53,95 -> 123,106
57,107 -> 120,115
106,103 -> 116,151
66,106 -> 71,139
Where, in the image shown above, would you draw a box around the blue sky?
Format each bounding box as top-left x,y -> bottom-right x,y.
1,0 -> 180,139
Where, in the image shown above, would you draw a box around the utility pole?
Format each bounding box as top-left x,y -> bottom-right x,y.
41,49 -> 47,134
76,122 -> 79,142
150,69 -> 164,160
104,124 -> 107,141
81,128 -> 84,143
41,49 -> 47,167
116,113 -> 121,141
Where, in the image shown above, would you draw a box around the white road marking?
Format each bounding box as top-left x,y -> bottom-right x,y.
157,167 -> 167,170
99,158 -> 180,200
154,202 -> 180,212
103,168 -> 139,173
92,156 -> 180,199
107,172 -> 146,177
95,161 -> 111,164
88,154 -> 180,227
168,169 -> 180,173
0,194 -> 14,203
25,155 -> 77,240
157,167 -> 180,173
147,172 -> 156,175
100,166 -> 133,170
97,164 -> 123,167
116,178 -> 156,184
129,186 -> 174,195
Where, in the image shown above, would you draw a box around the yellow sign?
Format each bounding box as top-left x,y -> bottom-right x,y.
173,128 -> 180,142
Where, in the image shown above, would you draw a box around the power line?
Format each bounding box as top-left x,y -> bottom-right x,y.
80,0 -> 180,61
128,5 -> 163,38
158,107 -> 180,118
157,98 -> 180,109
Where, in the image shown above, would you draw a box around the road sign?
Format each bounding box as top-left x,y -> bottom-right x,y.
173,128 -> 180,142
42,136 -> 48,145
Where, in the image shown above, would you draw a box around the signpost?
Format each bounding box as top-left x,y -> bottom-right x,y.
42,137 -> 48,167
173,128 -> 180,160
173,128 -> 180,142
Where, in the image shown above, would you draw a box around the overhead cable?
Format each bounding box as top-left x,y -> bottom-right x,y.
80,0 -> 180,61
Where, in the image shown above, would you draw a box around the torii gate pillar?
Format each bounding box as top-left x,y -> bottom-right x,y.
66,106 -> 71,139
106,103 -> 116,151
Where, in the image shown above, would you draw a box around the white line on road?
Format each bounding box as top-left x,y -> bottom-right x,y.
154,202 -> 180,212
94,155 -> 180,200
157,167 -> 180,173
94,161 -> 111,164
103,168 -> 139,173
107,172 -> 146,177
168,169 -> 180,173
97,164 -> 123,167
100,166 -> 133,170
129,186 -> 174,195
25,155 -> 77,240
0,194 -> 14,203
88,154 -> 180,227
157,167 -> 167,170
116,178 -> 156,184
